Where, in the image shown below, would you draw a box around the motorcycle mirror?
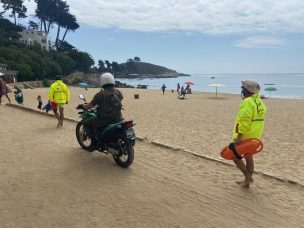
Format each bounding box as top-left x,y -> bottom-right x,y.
79,94 -> 85,100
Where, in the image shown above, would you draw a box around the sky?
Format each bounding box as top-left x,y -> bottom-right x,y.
4,0 -> 304,74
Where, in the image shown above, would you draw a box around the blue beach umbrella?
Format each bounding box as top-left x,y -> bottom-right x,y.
79,82 -> 89,89
264,87 -> 277,97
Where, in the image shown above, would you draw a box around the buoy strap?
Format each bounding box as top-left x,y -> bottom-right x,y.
228,143 -> 242,160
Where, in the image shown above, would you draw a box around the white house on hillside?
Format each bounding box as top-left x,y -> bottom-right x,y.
18,29 -> 54,51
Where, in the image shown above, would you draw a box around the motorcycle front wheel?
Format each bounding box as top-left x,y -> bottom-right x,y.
76,122 -> 93,150
113,138 -> 134,168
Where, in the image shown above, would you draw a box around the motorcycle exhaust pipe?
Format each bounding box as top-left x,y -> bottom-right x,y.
108,148 -> 120,156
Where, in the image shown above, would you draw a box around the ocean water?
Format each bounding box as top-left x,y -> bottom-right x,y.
118,74 -> 304,99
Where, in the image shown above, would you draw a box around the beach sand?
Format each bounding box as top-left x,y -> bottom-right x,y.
1,104 -> 304,227
10,86 -> 304,185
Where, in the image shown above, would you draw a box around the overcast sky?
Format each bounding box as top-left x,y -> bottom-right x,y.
10,1 -> 304,73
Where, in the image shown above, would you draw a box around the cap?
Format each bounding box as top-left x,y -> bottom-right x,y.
241,80 -> 260,93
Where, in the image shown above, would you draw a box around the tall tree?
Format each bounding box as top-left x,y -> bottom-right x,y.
98,59 -> 105,72
111,61 -> 120,72
35,0 -> 51,32
35,0 -> 58,33
54,0 -> 69,48
61,13 -> 79,42
1,0 -> 27,25
104,60 -> 111,72
28,20 -> 39,30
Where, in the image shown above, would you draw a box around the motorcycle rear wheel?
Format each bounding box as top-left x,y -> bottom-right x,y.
76,122 -> 94,150
113,138 -> 134,168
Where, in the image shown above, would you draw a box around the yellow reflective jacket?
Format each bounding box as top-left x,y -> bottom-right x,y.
48,80 -> 70,104
232,93 -> 266,141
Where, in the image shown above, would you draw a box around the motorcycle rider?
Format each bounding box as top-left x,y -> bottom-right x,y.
78,73 -> 123,151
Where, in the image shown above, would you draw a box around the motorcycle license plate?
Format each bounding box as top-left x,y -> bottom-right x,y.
126,129 -> 135,139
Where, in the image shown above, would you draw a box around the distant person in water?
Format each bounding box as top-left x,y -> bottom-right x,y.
161,84 -> 166,95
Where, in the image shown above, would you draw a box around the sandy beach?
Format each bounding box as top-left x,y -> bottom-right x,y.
8,86 -> 304,185
1,104 -> 304,227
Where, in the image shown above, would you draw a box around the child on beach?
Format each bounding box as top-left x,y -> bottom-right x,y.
37,95 -> 42,110
14,86 -> 23,105
41,101 -> 52,113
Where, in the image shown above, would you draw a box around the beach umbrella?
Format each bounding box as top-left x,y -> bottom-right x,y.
79,82 -> 89,89
184,81 -> 194,85
264,87 -> 277,97
208,83 -> 225,98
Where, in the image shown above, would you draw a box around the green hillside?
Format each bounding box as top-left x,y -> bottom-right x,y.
118,61 -> 189,78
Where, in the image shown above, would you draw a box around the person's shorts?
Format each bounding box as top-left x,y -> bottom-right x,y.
57,103 -> 65,108
1,89 -> 7,96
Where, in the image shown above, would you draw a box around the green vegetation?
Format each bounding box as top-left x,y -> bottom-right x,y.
0,0 -> 185,82
0,18 -> 94,81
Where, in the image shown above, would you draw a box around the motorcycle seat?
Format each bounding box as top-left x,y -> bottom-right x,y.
101,120 -> 134,135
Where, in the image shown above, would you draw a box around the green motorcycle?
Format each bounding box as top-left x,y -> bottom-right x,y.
75,94 -> 135,168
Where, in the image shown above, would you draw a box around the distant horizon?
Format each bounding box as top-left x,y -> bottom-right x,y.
188,73 -> 304,75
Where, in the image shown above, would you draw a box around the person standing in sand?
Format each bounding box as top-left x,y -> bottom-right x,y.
161,84 -> 166,95
231,80 -> 266,187
48,76 -> 70,128
0,78 -> 11,105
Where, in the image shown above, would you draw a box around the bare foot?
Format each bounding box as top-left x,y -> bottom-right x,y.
57,121 -> 62,128
236,177 -> 254,187
236,180 -> 245,185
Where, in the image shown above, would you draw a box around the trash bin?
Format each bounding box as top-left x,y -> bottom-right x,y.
134,94 -> 139,99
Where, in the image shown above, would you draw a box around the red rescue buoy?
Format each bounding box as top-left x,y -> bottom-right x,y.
221,138 -> 263,160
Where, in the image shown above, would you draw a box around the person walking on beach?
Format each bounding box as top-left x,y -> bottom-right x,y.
177,83 -> 180,94
231,80 -> 266,187
48,76 -> 70,128
0,78 -> 11,105
178,86 -> 186,99
161,84 -> 166,95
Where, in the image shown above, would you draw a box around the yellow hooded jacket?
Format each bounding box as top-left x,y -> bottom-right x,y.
232,93 -> 266,141
48,80 -> 70,104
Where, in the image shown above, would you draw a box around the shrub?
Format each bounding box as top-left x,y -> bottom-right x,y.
42,79 -> 50,87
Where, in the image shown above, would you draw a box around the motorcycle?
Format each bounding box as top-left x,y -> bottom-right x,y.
75,94 -> 136,168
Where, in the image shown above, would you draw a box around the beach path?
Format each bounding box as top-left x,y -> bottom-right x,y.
0,105 -> 304,227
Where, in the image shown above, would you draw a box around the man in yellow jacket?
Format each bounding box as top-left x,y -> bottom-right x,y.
232,80 -> 266,187
49,76 -> 70,128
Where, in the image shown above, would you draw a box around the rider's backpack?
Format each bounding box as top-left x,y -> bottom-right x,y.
100,92 -> 122,118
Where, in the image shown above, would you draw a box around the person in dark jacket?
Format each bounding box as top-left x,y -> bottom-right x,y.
78,73 -> 123,151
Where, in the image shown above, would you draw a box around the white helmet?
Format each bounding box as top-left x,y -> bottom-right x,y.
100,72 -> 115,87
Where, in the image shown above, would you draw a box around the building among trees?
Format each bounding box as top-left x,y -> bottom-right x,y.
18,29 -> 54,51
0,63 -> 18,83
